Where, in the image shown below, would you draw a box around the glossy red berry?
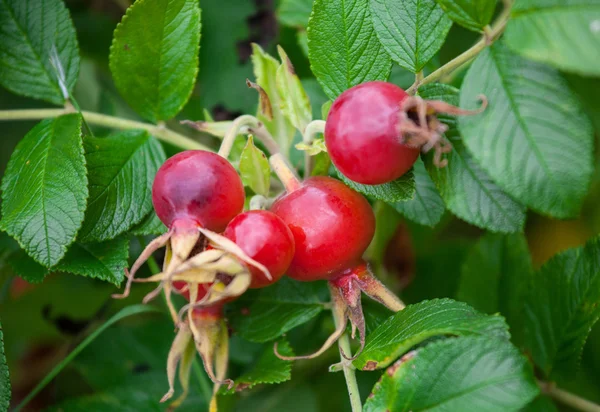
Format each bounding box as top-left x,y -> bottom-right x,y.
325,81 -> 419,185
152,150 -> 244,232
223,210 -> 295,289
270,176 -> 375,282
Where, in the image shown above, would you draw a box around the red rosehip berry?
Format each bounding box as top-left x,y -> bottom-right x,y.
270,176 -> 375,281
223,210 -> 295,289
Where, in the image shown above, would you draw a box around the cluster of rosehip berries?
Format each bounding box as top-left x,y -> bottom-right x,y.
115,81 -> 478,408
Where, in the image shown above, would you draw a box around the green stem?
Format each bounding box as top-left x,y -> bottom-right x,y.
406,0 -> 512,94
0,109 -> 209,151
302,120 -> 326,177
334,323 -> 362,411
218,114 -> 280,158
540,381 -> 600,412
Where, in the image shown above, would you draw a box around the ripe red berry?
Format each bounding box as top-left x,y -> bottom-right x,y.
152,150 -> 244,232
223,210 -> 295,289
325,81 -> 419,185
270,176 -> 375,282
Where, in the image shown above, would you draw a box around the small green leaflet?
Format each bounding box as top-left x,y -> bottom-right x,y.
220,339 -> 294,394
336,167 -> 415,203
419,83 -> 526,233
308,0 -> 392,99
229,277 -> 328,343
0,0 -> 80,105
504,0 -> 600,76
276,46 -> 312,133
523,236 -> 600,382
459,43 -> 593,219
394,158 -> 444,227
0,114 -> 87,267
239,136 -> 271,196
363,336 -> 539,412
456,232 -> 533,346
353,298 -> 509,370
0,324 -> 10,412
109,0 -> 201,122
251,43 -> 296,156
79,131 -> 166,242
9,250 -> 49,284
434,0 -> 496,32
370,0 -> 452,73
55,237 -> 129,286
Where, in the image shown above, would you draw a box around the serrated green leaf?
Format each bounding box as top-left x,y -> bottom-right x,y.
456,233 -> 533,346
434,0 -> 495,31
79,131 -> 165,242
221,338 -> 294,394
278,0 -> 312,27
394,158 -> 444,227
0,114 -> 87,267
354,298 -> 509,370
229,277 -> 328,343
524,236 -> 600,381
56,237 -> 129,286
308,0 -> 392,99
370,0 -> 452,73
10,250 -> 49,283
420,83 -> 526,233
276,46 -> 312,133
459,43 -> 593,219
504,0 -> 600,77
0,0 -> 80,105
364,336 -> 539,412
239,136 -> 271,196
251,43 -> 296,156
336,167 -> 415,203
109,0 -> 201,122
0,325 -> 10,412
130,211 -> 167,236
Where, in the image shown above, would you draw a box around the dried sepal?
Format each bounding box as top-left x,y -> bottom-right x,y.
161,323 -> 193,403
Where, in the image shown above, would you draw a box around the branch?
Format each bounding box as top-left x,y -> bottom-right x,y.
539,381 -> 600,412
0,109 -> 209,151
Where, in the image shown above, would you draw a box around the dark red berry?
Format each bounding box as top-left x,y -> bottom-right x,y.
152,150 -> 244,232
325,81 -> 419,185
270,176 -> 375,282
223,210 -> 295,289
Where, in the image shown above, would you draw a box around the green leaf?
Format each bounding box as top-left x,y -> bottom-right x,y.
523,236 -> 600,381
0,114 -> 87,267
458,43 -> 593,219
308,0 -> 392,99
278,0 -> 312,27
522,396 -> 559,412
251,43 -> 296,156
394,158 -> 444,227
504,0 -> 600,77
56,237 -> 129,286
230,277 -> 328,343
276,46 -> 312,133
109,0 -> 201,122
434,0 -> 495,31
0,324 -> 10,412
420,83 -> 526,233
363,336 -> 539,412
353,298 -> 509,370
10,249 -> 49,283
78,131 -> 165,242
370,0 -> 452,73
17,305 -> 161,411
239,136 -> 271,197
130,211 -> 167,236
336,167 -> 415,203
456,233 -> 533,345
0,0 -> 80,105
221,338 -> 294,394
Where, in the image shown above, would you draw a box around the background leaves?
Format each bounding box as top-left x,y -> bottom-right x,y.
434,0 -> 496,31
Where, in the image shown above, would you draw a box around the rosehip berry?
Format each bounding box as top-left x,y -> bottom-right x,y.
325,81 -> 419,185
223,210 -> 295,289
152,150 -> 244,232
270,176 -> 375,282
